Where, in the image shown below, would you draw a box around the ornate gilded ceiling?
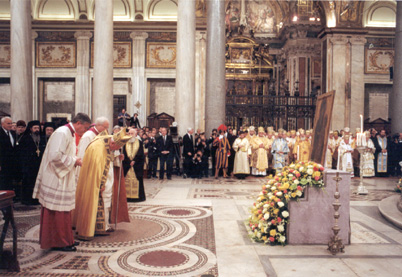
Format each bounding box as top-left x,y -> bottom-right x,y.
0,0 -> 396,32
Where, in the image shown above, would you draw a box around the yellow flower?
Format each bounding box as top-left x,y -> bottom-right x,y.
274,209 -> 279,215
291,192 -> 297,198
270,229 -> 276,236
262,236 -> 267,241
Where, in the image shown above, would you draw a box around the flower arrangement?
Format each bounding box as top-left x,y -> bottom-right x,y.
247,161 -> 325,245
395,178 -> 402,193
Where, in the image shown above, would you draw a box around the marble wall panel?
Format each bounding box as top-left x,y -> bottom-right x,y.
0,43 -> 10,67
149,80 -> 175,116
365,48 -> 394,74
0,83 -> 10,102
364,84 -> 392,121
146,42 -> 176,68
36,42 -> 76,68
43,81 -> 75,121
90,42 -> 132,68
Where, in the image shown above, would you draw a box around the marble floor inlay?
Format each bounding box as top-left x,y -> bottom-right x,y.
1,175 -> 401,276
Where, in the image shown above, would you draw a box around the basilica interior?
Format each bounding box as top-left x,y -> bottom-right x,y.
0,0 -> 398,133
1,1 -> 402,277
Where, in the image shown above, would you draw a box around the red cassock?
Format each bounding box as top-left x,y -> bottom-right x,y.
39,207 -> 74,249
110,166 -> 130,224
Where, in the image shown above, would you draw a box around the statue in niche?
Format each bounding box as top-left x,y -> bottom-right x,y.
246,0 -> 275,34
196,0 -> 206,17
225,1 -> 241,36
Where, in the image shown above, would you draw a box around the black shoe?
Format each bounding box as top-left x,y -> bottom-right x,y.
183,174 -> 187,179
159,177 -> 164,180
167,176 -> 172,180
73,241 -> 80,246
52,246 -> 77,252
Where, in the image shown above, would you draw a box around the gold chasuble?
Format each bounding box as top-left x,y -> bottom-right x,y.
293,139 -> 311,163
125,139 -> 140,198
74,137 -> 113,240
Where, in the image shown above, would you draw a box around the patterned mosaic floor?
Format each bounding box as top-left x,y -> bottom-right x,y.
1,204 -> 217,276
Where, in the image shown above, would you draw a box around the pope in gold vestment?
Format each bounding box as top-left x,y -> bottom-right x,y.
74,130 -> 130,240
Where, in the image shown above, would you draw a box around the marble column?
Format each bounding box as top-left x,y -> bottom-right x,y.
130,31 -> 148,127
10,0 -> 32,121
175,0 -> 195,135
205,0 -> 226,136
93,0 -> 113,126
195,31 -> 206,131
32,31 -> 38,119
75,31 -> 92,115
349,36 -> 366,131
326,35 -> 349,131
390,1 -> 402,133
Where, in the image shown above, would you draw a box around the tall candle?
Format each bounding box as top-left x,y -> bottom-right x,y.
360,114 -> 363,132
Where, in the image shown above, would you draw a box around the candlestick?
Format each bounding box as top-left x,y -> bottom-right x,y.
360,114 -> 363,133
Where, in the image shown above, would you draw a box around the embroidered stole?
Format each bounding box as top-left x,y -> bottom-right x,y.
95,138 -> 113,233
377,137 -> 388,173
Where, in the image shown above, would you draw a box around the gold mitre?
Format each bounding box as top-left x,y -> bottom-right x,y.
267,126 -> 274,132
329,130 -> 334,134
306,130 -> 311,135
258,127 -> 265,133
355,128 -> 361,133
299,129 -> 305,135
343,127 -> 350,133
112,128 -> 131,147
290,130 -> 296,134
274,132 -> 279,136
278,128 -> 285,134
249,126 -> 255,132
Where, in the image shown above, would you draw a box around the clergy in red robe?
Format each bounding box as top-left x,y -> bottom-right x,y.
33,113 -> 91,251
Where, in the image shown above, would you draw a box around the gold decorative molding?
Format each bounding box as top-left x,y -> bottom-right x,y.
0,44 -> 11,68
364,48 -> 394,74
146,42 -> 176,68
36,42 -> 76,68
90,42 -> 132,68
147,32 -> 176,42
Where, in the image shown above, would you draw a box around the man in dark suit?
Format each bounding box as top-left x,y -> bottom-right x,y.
157,127 -> 174,180
182,127 -> 195,178
0,116 -> 17,191
145,129 -> 159,178
130,113 -> 141,129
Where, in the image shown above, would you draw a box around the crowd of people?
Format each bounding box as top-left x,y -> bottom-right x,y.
1,111 -> 401,253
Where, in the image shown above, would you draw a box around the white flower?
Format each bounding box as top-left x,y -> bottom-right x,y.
299,166 -> 304,172
263,204 -> 269,209
268,192 -> 273,197
278,202 -> 284,208
276,192 -> 283,197
282,211 -> 289,218
264,213 -> 270,220
288,174 -> 294,178
290,164 -> 295,168
277,225 -> 285,232
294,180 -> 300,185
258,222 -> 263,228
296,190 -> 302,197
307,168 -> 314,175
307,165 -> 314,169
279,236 -> 286,243
272,186 -> 277,191
269,195 -> 274,200
263,209 -> 267,214
257,232 -> 262,238
259,192 -> 263,196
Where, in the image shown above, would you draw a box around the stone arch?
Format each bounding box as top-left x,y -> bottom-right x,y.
147,0 -> 177,21
36,0 -> 76,20
90,0 -> 132,21
363,0 -> 396,28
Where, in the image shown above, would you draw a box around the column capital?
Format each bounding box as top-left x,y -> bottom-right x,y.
329,36 -> 349,46
32,31 -> 38,40
130,31 -> 148,40
74,31 -> 93,40
196,31 -> 206,42
349,36 -> 366,46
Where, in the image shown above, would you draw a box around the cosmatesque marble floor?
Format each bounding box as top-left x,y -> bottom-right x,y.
1,175 -> 402,277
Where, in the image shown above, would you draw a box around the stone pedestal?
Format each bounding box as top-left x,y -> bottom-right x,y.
205,0 -> 226,136
10,0 -> 32,121
288,170 -> 351,245
75,31 -> 92,115
93,0 -> 113,126
131,31 -> 148,127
